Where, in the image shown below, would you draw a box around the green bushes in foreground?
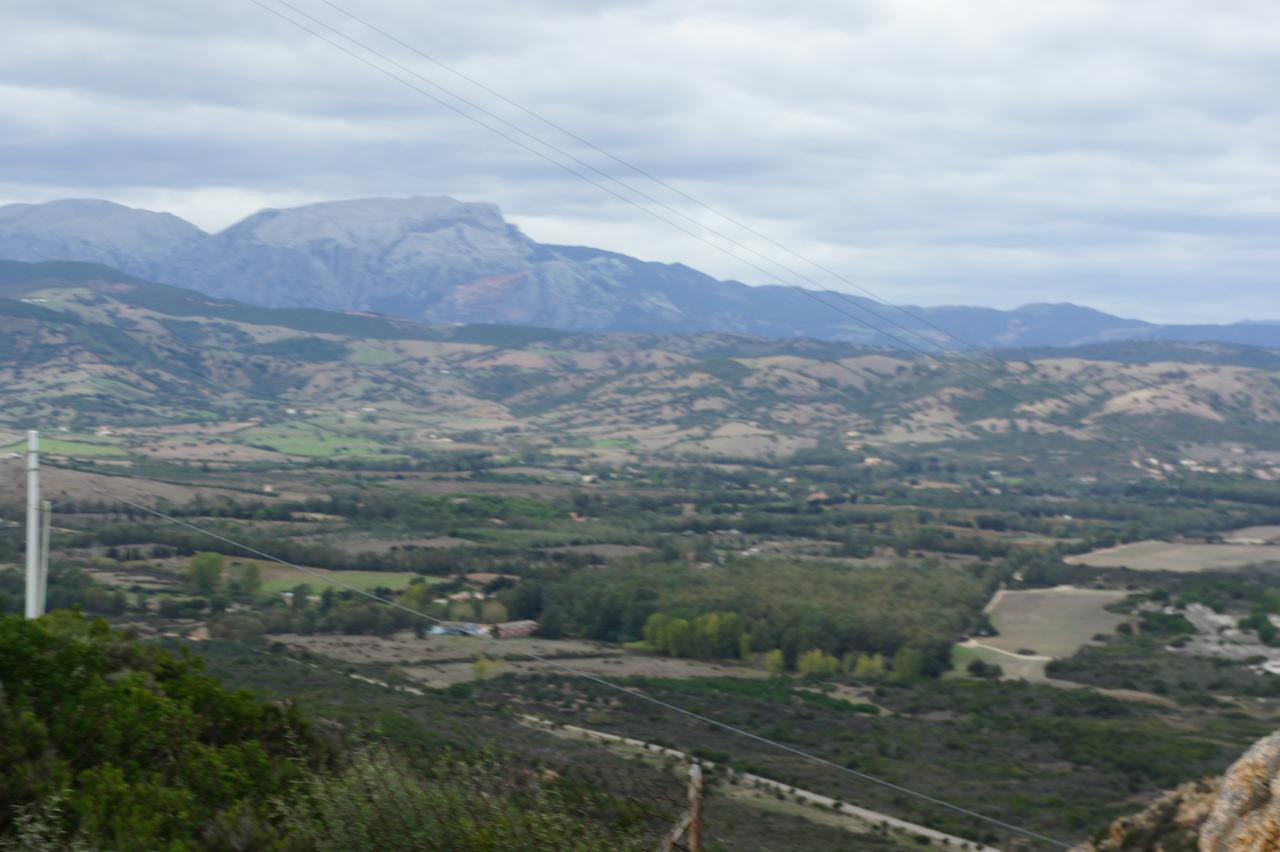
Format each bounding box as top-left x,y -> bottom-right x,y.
0,613 -> 661,851
0,611 -> 317,849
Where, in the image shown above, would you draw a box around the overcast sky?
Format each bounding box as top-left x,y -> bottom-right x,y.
3,0 -> 1279,323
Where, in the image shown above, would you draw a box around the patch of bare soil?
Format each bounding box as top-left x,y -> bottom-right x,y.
404,653 -> 767,688
983,586 -> 1128,659
1066,540 -> 1280,571
537,544 -> 652,559
0,467 -> 256,506
332,536 -> 474,554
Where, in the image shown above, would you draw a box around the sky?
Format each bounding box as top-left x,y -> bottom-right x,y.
2,0 -> 1279,323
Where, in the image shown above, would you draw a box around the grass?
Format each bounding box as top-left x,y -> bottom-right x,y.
456,522 -> 636,547
947,644 -> 986,676
233,423 -> 396,459
349,345 -> 403,366
0,438 -> 126,457
984,588 -> 1128,659
257,567 -> 442,594
1066,539 -> 1280,572
591,438 -> 637,449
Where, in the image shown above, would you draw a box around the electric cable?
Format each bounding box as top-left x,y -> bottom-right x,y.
90,483 -> 1073,849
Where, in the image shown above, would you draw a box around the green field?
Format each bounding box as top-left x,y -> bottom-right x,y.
0,438 -> 125,457
259,568 -> 440,594
233,423 -> 397,458
348,344 -> 403,366
591,438 -> 636,448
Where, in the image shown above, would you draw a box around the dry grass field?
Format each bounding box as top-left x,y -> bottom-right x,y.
256,564 -> 438,594
272,631 -> 768,687
957,586 -> 1130,680
983,587 -> 1129,659
1065,539 -> 1280,571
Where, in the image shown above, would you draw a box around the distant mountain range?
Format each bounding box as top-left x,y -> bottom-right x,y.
3,259 -> 1278,458
0,197 -> 1275,349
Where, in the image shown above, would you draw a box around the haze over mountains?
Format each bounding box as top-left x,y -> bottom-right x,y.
0,197 -> 1275,350
4,258 -> 1279,462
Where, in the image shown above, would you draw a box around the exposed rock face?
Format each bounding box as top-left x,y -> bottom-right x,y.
1071,730 -> 1280,852
1201,731 -> 1280,851
1072,780 -> 1216,852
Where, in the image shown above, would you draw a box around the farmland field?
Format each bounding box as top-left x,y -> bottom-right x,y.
966,586 -> 1129,679
232,423 -> 398,459
0,437 -> 125,457
1065,539 -> 1280,571
7,276 -> 1280,850
255,564 -> 440,594
950,643 -> 1049,680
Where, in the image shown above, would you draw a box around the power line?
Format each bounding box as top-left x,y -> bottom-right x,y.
246,0 -> 929,356
294,0 -> 1219,433
92,484 -> 1070,849
312,0 -> 1237,440
249,0 -> 1191,465
272,0 -> 961,358
311,0 -> 1041,354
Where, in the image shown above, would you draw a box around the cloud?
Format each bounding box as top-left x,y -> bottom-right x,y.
1,0 -> 1278,322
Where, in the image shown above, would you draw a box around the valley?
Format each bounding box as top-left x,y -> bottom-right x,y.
2,259 -> 1280,849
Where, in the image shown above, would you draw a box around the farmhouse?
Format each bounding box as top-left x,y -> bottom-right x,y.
493,619 -> 538,639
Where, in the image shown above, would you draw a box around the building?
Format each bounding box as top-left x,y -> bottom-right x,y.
492,620 -> 539,639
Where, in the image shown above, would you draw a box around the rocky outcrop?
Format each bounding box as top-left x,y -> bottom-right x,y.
1072,730 -> 1280,852
1201,731 -> 1280,851
1072,780 -> 1216,852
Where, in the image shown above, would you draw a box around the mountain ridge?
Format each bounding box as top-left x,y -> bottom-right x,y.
3,259 -> 1278,465
0,196 -> 1275,349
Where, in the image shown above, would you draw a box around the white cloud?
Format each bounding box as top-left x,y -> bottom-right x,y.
1,0 -> 1278,322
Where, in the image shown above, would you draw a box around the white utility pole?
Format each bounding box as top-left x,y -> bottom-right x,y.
24,430 -> 42,618
38,499 -> 51,614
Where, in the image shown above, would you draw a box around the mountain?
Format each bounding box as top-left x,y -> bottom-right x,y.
1,197 -> 1276,350
3,260 -> 1278,466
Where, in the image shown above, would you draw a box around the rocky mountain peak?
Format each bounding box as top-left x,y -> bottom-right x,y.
0,196 -> 1275,348
221,196 -> 516,249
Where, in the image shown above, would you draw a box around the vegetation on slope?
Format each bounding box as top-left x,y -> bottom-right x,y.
0,613 -> 668,851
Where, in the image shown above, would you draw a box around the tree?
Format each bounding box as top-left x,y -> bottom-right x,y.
643,613 -> 671,649
472,655 -> 501,681
481,600 -> 509,625
891,647 -> 925,682
852,652 -> 887,680
290,583 -> 313,612
448,599 -> 479,622
0,612 -> 312,848
230,562 -> 261,597
401,581 -> 434,612
188,552 -> 225,595
764,649 -> 786,676
797,648 -> 840,677
967,659 -> 1003,679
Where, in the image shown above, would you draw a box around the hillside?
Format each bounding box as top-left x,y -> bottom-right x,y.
5,260 -> 1280,848
0,611 -> 682,851
2,198 -> 1276,348
2,260 -> 1279,474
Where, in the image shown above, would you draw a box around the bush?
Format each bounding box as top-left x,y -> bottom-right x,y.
0,612 -> 316,849
276,748 -> 657,851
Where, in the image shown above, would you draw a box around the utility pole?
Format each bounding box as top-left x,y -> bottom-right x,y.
662,764 -> 704,852
686,764 -> 704,852
24,430 -> 41,618
38,499 -> 51,614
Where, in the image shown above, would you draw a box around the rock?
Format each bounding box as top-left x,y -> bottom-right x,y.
1072,730 -> 1280,852
1071,780 -> 1217,852
1201,731 -> 1280,851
